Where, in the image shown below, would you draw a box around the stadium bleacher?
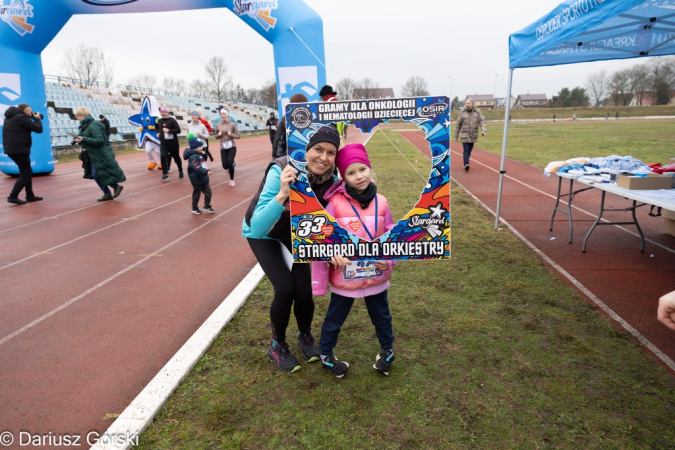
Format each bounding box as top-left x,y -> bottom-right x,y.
44,80 -> 277,148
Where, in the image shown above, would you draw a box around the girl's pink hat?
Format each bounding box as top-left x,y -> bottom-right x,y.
336,143 -> 371,177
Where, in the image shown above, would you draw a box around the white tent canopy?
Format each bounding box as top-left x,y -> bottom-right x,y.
496,0 -> 675,227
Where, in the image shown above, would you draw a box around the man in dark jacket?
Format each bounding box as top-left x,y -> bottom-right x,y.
99,114 -> 111,136
156,106 -> 183,181
265,112 -> 278,147
2,104 -> 43,204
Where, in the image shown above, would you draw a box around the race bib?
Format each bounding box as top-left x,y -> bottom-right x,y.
343,261 -> 381,280
223,140 -> 233,150
271,125 -> 277,131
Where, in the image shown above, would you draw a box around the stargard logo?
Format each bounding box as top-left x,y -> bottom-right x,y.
233,0 -> 278,31
0,0 -> 35,36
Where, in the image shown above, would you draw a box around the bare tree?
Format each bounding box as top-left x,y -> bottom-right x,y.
127,75 -> 157,92
628,63 -> 650,105
61,45 -> 114,87
353,78 -> 380,99
401,76 -> 430,97
336,77 -> 356,100
647,56 -> 675,105
609,69 -> 632,106
259,79 -> 277,108
205,56 -> 232,102
585,70 -> 608,106
162,77 -> 187,96
189,79 -> 210,98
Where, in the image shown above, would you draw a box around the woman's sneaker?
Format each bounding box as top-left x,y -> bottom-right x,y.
267,341 -> 301,373
373,349 -> 395,376
192,207 -> 203,215
203,206 -> 215,214
321,355 -> 349,378
298,331 -> 320,362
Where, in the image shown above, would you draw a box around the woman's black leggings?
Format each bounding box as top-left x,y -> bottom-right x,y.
221,147 -> 237,180
247,238 -> 314,343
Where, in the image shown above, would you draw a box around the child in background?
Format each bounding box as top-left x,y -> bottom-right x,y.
312,143 -> 397,378
183,136 -> 214,215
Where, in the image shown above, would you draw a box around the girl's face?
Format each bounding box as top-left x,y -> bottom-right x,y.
220,112 -> 229,122
343,162 -> 372,193
191,115 -> 199,123
305,142 -> 337,176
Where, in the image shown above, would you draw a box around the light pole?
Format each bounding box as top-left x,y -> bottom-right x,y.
447,75 -> 452,109
494,73 -> 498,107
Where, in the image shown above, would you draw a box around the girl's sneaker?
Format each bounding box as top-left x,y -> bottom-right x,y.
267,341 -> 301,373
373,349 -> 395,376
228,180 -> 236,187
203,206 -> 215,214
298,331 -> 320,362
192,207 -> 203,215
321,355 -> 349,378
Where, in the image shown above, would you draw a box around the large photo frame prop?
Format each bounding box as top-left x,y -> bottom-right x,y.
287,96 -> 450,262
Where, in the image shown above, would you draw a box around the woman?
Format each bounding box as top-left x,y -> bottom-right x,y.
242,124 -> 341,373
74,107 -> 126,202
214,109 -> 240,186
454,98 -> 486,172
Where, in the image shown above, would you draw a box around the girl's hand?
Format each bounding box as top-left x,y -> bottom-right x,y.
330,255 -> 351,267
207,171 -> 212,176
374,261 -> 389,271
658,290 -> 675,331
216,132 -> 222,137
227,131 -> 232,136
276,165 -> 296,204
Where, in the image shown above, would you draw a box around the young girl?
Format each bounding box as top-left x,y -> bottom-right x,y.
312,143 -> 396,378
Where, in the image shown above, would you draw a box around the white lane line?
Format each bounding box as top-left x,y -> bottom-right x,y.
0,196 -> 254,347
0,152 -> 271,234
452,176 -> 675,373
90,264 -> 264,450
0,168 -> 262,271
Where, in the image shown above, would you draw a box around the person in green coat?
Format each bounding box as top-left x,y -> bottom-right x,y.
74,107 -> 126,202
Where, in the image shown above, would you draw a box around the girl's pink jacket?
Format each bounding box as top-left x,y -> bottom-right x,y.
312,181 -> 396,298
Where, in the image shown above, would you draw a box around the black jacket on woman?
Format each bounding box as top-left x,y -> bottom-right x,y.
2,107 -> 42,155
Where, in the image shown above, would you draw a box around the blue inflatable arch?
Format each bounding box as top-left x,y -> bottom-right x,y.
0,0 -> 326,175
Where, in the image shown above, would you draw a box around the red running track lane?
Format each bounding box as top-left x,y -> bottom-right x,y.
400,129 -> 675,372
0,131 -> 368,448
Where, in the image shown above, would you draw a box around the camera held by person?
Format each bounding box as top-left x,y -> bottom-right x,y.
71,136 -> 82,146
32,111 -> 43,120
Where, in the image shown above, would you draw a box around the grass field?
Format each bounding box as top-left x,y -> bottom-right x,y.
136,128 -> 675,450
452,105 -> 675,121
463,119 -> 675,169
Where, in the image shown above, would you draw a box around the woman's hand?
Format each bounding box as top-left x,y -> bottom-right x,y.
330,255 -> 351,267
163,127 -> 169,133
276,165 -> 296,205
74,136 -> 83,143
216,132 -> 222,138
374,261 -> 389,271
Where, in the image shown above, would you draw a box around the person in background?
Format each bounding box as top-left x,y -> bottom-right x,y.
74,107 -> 125,202
99,114 -> 111,137
243,125 -> 341,373
319,84 -> 347,140
657,290 -> 675,331
183,137 -> 214,215
265,112 -> 278,153
215,109 -> 240,186
271,94 -> 308,159
187,111 -> 210,150
156,106 -> 183,181
2,103 -> 43,205
454,98 -> 486,172
196,108 -> 214,162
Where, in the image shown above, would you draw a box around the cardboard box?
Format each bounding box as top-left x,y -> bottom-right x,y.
664,209 -> 675,220
617,173 -> 673,190
664,218 -> 675,238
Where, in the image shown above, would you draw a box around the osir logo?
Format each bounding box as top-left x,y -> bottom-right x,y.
1,0 -> 35,36
418,102 -> 447,118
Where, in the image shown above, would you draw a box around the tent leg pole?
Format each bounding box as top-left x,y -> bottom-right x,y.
495,68 -> 514,229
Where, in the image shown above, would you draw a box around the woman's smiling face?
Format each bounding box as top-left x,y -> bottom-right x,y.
305,142 -> 337,175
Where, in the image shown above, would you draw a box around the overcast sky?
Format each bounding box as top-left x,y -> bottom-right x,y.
41,0 -> 641,101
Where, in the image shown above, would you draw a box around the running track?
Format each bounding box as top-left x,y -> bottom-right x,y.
0,132 -> 367,447
401,129 -> 675,371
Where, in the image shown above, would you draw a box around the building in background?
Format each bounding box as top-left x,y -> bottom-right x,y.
514,94 -> 548,108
